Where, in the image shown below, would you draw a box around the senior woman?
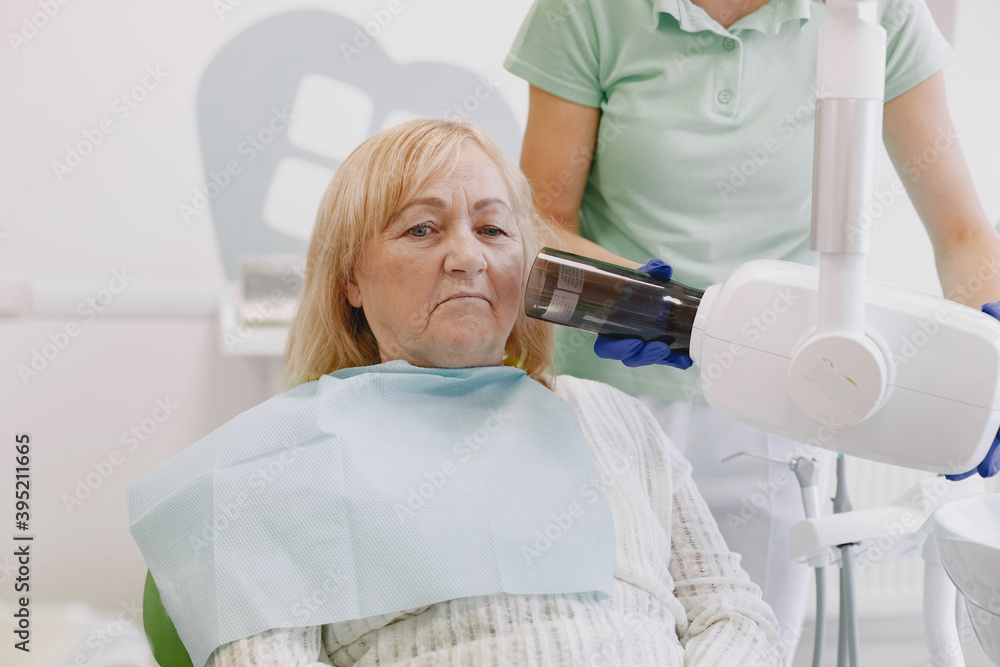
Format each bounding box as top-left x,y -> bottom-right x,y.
127,118 -> 782,667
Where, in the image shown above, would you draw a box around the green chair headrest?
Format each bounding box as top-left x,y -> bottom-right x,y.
143,570 -> 194,667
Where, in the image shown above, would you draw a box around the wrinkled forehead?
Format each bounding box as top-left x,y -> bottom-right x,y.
385,142 -> 517,227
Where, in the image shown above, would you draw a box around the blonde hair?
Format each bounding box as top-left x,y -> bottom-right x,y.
280,118 -> 559,392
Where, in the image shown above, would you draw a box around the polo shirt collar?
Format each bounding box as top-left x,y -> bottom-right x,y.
654,0 -> 813,35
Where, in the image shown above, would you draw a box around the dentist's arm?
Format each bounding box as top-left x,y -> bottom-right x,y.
883,70 -> 1000,479
521,84 -> 691,370
882,70 -> 1000,307
520,84 -> 643,270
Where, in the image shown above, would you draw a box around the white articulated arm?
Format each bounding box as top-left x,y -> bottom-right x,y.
787,0 -> 890,428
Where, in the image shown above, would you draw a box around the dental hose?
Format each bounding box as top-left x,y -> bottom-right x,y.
792,454 -> 826,667
840,543 -> 861,667
838,573 -> 848,667
833,453 -> 861,667
813,566 -> 826,667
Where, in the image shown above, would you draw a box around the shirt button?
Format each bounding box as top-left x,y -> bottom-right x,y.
723,37 -> 736,50
717,89 -> 732,104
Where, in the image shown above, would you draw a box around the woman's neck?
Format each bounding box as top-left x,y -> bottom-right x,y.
690,0 -> 773,29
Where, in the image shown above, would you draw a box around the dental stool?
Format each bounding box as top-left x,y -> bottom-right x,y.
143,570 -> 193,667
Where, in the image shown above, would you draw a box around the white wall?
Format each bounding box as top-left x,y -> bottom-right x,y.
0,0 -> 996,634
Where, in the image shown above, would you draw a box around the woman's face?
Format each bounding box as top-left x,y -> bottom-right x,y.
346,142 -> 524,368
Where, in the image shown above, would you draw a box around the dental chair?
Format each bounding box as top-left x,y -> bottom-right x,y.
143,570 -> 193,667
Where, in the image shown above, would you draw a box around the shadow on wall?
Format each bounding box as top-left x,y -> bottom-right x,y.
196,9 -> 520,281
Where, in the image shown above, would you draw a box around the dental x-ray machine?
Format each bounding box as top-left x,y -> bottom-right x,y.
681,2 -> 1000,665
690,0 -> 1000,477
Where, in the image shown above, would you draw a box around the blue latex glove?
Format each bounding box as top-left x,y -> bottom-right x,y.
945,301 -> 1000,481
593,259 -> 694,370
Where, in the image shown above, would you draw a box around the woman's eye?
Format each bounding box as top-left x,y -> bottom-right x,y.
407,224 -> 432,238
482,226 -> 507,237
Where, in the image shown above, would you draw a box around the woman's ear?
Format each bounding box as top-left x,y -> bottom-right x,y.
346,276 -> 363,308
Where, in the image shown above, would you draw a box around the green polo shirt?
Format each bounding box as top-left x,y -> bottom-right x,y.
504,0 -> 953,403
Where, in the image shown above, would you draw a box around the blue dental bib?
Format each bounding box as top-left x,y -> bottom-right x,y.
127,360 -> 616,667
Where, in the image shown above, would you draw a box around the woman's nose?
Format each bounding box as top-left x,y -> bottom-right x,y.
443,225 -> 487,274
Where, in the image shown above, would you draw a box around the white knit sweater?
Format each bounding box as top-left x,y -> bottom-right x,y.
205,374 -> 782,667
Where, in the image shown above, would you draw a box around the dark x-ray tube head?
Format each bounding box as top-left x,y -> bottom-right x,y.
524,248 -> 704,354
